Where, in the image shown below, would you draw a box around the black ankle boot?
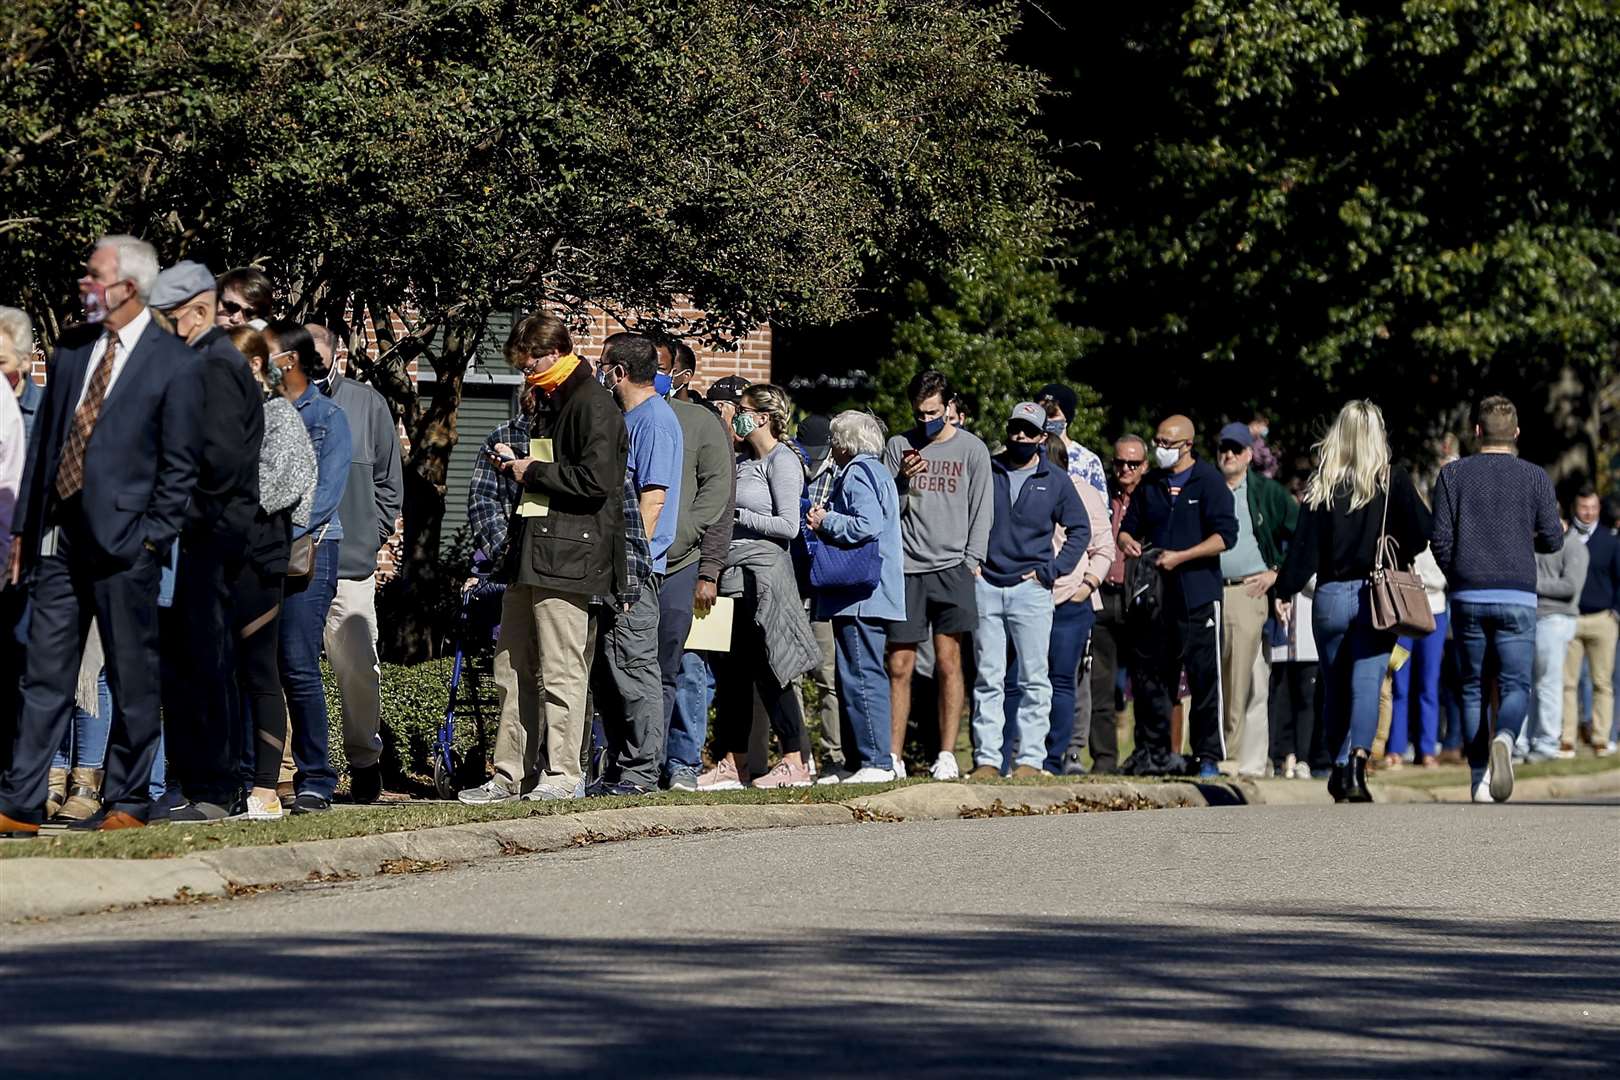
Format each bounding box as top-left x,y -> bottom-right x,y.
1346,753 -> 1374,803
1327,764 -> 1348,803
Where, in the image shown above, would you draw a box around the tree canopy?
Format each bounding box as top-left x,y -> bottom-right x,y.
1042,0 -> 1620,482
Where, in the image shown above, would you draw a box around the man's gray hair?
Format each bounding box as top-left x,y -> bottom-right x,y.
94,234 -> 160,301
830,409 -> 886,459
1114,433 -> 1149,456
0,306 -> 35,360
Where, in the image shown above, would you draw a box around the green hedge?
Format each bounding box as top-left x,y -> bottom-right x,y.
321,656 -> 497,791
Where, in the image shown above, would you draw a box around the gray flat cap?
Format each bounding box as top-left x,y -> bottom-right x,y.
149,260 -> 217,310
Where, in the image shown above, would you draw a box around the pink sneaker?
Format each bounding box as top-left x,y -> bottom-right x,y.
750,758 -> 813,789
697,758 -> 746,791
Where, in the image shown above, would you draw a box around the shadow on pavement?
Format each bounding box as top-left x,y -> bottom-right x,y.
3,905 -> 1617,1077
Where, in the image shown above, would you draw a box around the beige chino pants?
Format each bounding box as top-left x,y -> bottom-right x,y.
491,585 -> 596,790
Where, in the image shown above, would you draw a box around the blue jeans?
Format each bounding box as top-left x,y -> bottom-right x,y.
664,649 -> 716,773
1452,600 -> 1536,770
1313,580 -> 1396,766
1001,601 -> 1093,772
1527,613 -> 1576,756
1389,610 -> 1447,758
279,539 -> 339,799
832,616 -> 893,770
52,670 -> 112,770
972,577 -> 1055,770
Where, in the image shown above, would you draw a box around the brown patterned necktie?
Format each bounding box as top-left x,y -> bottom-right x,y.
54,331 -> 119,500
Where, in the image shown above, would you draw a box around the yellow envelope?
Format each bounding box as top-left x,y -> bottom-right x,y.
685,596 -> 735,652
1389,644 -> 1411,672
515,438 -> 554,518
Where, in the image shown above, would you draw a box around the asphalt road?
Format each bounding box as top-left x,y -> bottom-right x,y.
6,802 -> 1619,1078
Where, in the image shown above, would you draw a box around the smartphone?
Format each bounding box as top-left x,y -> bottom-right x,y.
488,447 -> 516,464
902,448 -> 922,463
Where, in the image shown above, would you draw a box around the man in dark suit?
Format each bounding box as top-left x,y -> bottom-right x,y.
0,235 -> 203,836
150,261 -> 264,819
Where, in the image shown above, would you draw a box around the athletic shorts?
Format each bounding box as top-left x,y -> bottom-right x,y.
887,563 -> 978,645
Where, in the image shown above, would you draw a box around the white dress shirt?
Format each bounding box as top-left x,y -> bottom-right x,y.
74,305 -> 152,413
0,379 -> 24,536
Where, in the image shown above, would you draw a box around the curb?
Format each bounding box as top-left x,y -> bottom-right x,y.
5,768 -> 1617,923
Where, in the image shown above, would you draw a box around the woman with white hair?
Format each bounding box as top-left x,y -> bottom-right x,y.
1276,400 -> 1431,802
806,410 -> 905,782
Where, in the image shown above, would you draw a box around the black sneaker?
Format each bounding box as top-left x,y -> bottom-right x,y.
349,764 -> 383,805
167,800 -> 231,823
290,793 -> 331,815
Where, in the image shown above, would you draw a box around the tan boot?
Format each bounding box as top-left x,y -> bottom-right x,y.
46,767 -> 70,819
56,767 -> 105,822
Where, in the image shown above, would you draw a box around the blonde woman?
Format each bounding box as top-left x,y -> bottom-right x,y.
1275,401 -> 1430,802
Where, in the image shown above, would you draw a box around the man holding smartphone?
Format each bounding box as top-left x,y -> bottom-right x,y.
881,370 -> 992,779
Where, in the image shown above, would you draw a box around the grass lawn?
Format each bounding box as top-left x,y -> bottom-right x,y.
0,773 -> 1122,861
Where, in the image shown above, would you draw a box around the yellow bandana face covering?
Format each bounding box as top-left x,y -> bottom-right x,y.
525,352 -> 580,392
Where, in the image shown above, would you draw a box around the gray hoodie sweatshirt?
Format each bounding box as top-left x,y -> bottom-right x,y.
1536,531 -> 1588,618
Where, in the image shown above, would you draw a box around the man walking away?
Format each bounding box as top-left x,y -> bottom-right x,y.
1117,414 -> 1237,778
591,333 -> 682,795
968,403 -> 1088,778
1529,510 -> 1585,761
1214,421 -> 1297,777
308,323 -> 403,804
149,261 -> 264,820
0,236 -> 203,836
1561,487 -> 1620,758
1430,395 -> 1562,802
883,370 -> 993,779
1085,435 -> 1149,774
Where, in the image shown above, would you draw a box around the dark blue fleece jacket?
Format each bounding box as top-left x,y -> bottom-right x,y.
981,453 -> 1089,588
1121,457 -> 1239,610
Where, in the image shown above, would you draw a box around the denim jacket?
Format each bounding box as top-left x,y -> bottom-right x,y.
291,382 -> 351,542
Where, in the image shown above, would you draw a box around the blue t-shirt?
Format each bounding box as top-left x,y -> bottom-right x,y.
625,394 -> 685,573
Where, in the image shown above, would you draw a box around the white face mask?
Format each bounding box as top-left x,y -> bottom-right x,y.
1154,445 -> 1182,470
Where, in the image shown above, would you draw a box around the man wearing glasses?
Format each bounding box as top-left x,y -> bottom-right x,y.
1214,422 -> 1297,777
1083,434 -> 1150,774
1117,415 -> 1238,778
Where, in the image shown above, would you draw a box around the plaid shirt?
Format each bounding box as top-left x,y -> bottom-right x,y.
805,457 -> 837,508
467,408 -> 650,607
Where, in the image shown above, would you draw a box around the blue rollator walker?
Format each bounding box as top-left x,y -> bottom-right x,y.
433,570 -> 506,800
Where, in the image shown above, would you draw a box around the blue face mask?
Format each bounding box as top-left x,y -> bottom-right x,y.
1043,418 -> 1066,436
919,416 -> 946,440
653,372 -> 673,397
1004,439 -> 1041,465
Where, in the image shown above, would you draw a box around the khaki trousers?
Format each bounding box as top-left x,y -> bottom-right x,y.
1221,585 -> 1270,774
324,575 -> 384,771
491,586 -> 596,789
1563,611 -> 1617,744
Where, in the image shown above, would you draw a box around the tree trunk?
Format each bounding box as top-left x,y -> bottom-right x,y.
382,311 -> 486,662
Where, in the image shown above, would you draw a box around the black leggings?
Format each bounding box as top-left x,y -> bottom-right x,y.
715,599 -> 810,757
231,563 -> 287,789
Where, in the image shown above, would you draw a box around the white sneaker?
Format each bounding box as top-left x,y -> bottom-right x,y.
930,751 -> 960,781
1488,731 -> 1515,802
244,793 -> 283,821
1471,767 -> 1493,804
845,766 -> 898,784
892,757 -> 907,778
1292,760 -> 1313,780
1596,741 -> 1616,758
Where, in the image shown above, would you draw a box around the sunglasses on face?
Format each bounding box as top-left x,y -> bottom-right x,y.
220,299 -> 253,317
1114,459 -> 1144,470
1218,442 -> 1248,455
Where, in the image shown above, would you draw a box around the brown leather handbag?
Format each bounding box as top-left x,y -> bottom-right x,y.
1368,473 -> 1436,637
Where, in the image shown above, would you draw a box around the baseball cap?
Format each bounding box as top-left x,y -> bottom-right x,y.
149,261 -> 216,311
705,374 -> 750,404
797,413 -> 831,449
1218,421 -> 1254,448
1034,383 -> 1077,421
1008,402 -> 1046,432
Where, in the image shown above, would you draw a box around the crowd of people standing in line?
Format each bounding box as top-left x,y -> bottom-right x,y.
0,236 -> 1614,839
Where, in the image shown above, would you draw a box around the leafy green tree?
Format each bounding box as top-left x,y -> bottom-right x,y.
2,0 -> 1064,654
1038,1 -> 1620,482
878,243 -> 1103,450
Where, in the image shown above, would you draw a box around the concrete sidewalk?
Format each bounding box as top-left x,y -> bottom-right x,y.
5,767 -> 1618,924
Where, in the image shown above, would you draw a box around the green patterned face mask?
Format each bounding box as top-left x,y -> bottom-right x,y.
733,412 -> 759,439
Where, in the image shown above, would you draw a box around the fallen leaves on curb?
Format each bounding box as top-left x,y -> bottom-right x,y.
570,824 -> 678,848
498,839 -> 536,856
850,805 -> 903,823
378,858 -> 449,875
959,794 -> 1162,819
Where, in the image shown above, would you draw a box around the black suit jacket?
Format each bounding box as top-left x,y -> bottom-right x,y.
514,362 -> 628,598
186,326 -> 263,547
13,314 -> 203,567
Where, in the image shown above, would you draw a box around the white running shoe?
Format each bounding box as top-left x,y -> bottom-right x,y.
844,766 -> 898,784
930,751 -> 960,781
1488,731 -> 1515,802
244,793 -> 283,821
1471,766 -> 1493,804
892,757 -> 907,778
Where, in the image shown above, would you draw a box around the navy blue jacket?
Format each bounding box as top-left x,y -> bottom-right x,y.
982,453 -> 1089,588
1578,527 -> 1620,614
13,316 -> 203,567
184,326 -> 263,547
1121,457 -> 1239,610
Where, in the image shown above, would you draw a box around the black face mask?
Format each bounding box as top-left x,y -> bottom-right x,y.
1004,440 -> 1041,465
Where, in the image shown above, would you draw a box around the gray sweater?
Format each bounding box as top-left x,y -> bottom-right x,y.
260,397 -> 317,528
1536,534 -> 1589,618
732,440 -> 803,547
883,427 -> 993,574
328,372 -> 404,579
